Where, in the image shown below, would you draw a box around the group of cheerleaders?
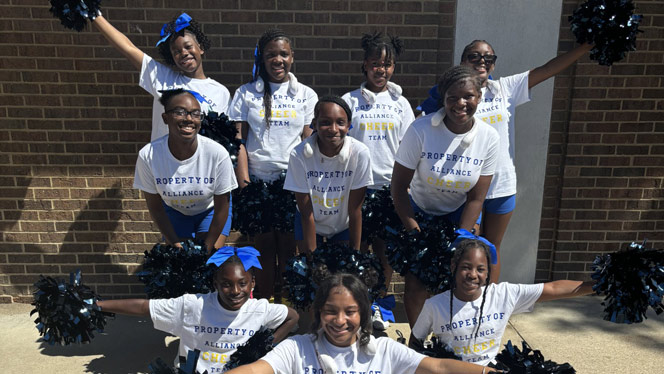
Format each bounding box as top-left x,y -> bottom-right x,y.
84,11 -> 598,374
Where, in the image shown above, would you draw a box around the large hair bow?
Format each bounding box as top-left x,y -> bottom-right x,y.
156,12 -> 192,47
451,229 -> 498,265
206,246 -> 263,271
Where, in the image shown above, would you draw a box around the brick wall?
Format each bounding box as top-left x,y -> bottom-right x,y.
536,0 -> 664,282
0,1 -> 456,301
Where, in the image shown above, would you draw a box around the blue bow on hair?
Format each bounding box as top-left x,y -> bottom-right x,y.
451,229 -> 498,265
156,12 -> 192,47
251,44 -> 260,82
206,246 -> 263,271
186,89 -> 206,104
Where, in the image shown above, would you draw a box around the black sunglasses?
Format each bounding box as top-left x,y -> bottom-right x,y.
465,52 -> 498,64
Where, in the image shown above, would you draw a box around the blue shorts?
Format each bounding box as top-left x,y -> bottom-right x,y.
410,195 -> 482,225
164,197 -> 232,239
483,194 -> 516,215
294,210 -> 350,245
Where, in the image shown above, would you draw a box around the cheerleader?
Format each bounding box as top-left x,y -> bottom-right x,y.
284,96 -> 373,253
391,66 -> 499,326
225,273 -> 497,374
90,12 -> 231,141
342,32 -> 415,330
229,28 -> 318,299
410,237 -> 594,365
133,89 -> 236,252
97,247 -> 299,373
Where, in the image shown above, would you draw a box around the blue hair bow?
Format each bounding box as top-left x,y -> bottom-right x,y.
185,89 -> 206,104
451,229 -> 498,265
156,12 -> 192,47
206,246 -> 263,271
251,43 -> 260,82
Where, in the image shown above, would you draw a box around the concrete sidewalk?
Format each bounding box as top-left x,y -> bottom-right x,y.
1,295 -> 662,373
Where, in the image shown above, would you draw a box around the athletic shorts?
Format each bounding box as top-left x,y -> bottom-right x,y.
164,196 -> 232,239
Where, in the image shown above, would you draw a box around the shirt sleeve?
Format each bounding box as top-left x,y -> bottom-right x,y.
394,123 -> 423,170
150,296 -> 186,336
228,86 -> 249,122
500,71 -> 531,107
260,337 -> 299,374
350,145 -> 373,190
139,54 -> 171,97
479,127 -> 499,176
303,87 -> 318,126
213,148 -> 239,195
385,338 -> 426,374
510,283 -> 544,314
398,98 -> 416,141
283,150 -> 309,193
133,147 -> 157,194
410,298 -> 435,340
263,303 -> 289,329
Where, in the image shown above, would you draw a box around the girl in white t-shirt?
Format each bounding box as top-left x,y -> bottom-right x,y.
230,28 -> 318,299
88,12 -> 231,141
134,89 -> 237,253
342,32 -> 415,303
284,96 -> 373,253
458,40 -> 593,283
392,65 -> 499,327
409,237 -> 594,365
225,273 -> 495,374
98,247 -> 299,374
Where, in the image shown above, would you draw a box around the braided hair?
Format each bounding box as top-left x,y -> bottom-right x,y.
460,39 -> 495,63
436,65 -> 482,107
360,31 -> 404,74
448,238 -> 493,340
255,28 -> 292,128
157,16 -> 211,66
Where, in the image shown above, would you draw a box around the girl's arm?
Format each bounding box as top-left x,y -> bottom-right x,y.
391,162 -> 419,231
537,280 -> 595,303
272,307 -> 299,343
204,193 -> 230,253
224,360 -> 274,374
528,43 -> 593,89
348,187 -> 367,250
302,124 -> 313,140
295,192 -> 317,253
235,121 -> 251,189
417,357 -> 493,374
458,175 -> 492,231
144,192 -> 183,249
92,15 -> 144,71
97,299 -> 150,317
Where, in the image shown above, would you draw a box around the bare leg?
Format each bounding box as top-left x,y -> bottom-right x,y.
404,272 -> 429,328
482,211 -> 513,283
253,231 -> 277,299
371,238 -> 393,292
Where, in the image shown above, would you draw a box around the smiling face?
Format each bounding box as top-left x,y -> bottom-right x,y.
213,263 -> 254,311
169,31 -> 205,77
452,247 -> 489,302
443,79 -> 481,131
320,286 -> 361,347
314,102 -> 350,157
460,41 -> 496,83
363,49 -> 395,93
262,39 -> 293,83
162,92 -> 202,143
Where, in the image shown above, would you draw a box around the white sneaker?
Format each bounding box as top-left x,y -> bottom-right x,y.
371,304 -> 389,330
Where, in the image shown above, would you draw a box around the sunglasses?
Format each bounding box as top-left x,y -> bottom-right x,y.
465,52 -> 498,64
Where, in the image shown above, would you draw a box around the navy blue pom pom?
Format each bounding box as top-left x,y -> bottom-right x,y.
232,173 -> 295,235
413,335 -> 462,360
199,112 -> 242,168
569,0 -> 643,66
385,214 -> 458,293
362,186 -> 400,245
224,329 -> 275,370
284,254 -> 316,310
137,240 -> 215,299
591,241 -> 664,324
30,270 -> 113,345
148,349 -> 207,374
49,0 -> 102,32
491,340 -> 576,373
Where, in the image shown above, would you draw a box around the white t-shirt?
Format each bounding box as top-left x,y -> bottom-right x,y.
150,294 -> 288,374
134,135 -> 238,215
284,135 -> 373,237
262,334 -> 425,374
411,282 -> 543,365
478,71 -> 531,199
394,109 -> 499,215
139,54 -> 232,141
229,74 -> 318,181
343,84 -> 415,189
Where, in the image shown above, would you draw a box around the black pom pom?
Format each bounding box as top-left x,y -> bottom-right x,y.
414,335 -> 463,360
569,0 -> 643,66
232,174 -> 296,235
225,329 -> 275,371
591,241 -> 664,324
30,270 -> 113,345
284,254 -> 317,310
148,349 -> 208,374
137,240 -> 215,299
385,214 -> 458,293
362,186 -> 400,245
491,340 -> 576,373
49,0 -> 102,32
199,112 -> 242,168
